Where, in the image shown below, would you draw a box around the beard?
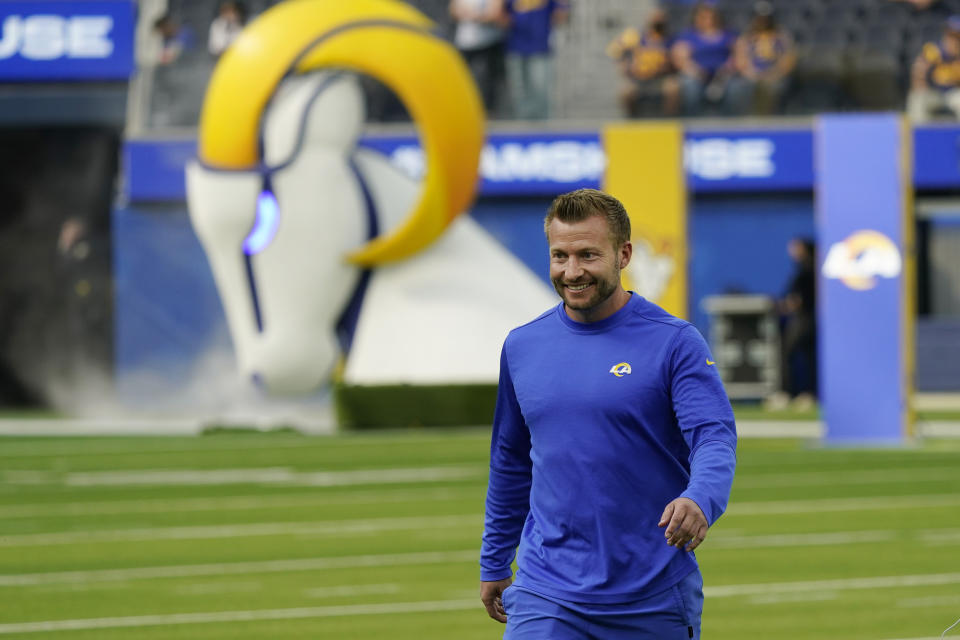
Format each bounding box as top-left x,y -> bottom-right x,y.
552,266 -> 621,312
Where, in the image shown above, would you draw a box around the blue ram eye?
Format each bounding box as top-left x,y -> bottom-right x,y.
243,190 -> 280,255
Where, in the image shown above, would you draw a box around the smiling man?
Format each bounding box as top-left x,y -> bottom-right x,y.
479,188 -> 738,639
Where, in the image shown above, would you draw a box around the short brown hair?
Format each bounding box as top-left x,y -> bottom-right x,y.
544,189 -> 631,247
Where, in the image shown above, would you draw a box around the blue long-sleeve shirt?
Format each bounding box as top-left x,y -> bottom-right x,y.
480,293 -> 737,603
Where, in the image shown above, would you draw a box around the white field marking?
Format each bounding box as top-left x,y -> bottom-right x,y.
2,466 -> 484,487
302,583 -> 400,598
0,514 -> 479,548
7,489 -> 956,523
919,529 -> 960,544
709,529 -> 898,548
734,466 -> 960,488
736,421 -> 822,438
173,581 -> 263,596
746,591 -> 838,605
0,432 -> 487,458
0,487 -> 476,519
707,572 -> 960,597
0,550 -> 478,587
0,598 -> 482,634
729,493 -> 960,516
0,528 -> 917,588
919,421 -> 960,438
897,595 -> 960,608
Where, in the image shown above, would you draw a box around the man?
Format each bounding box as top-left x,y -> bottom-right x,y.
767,237 -> 817,411
502,0 -> 569,120
480,189 -> 737,639
607,9 -> 680,117
449,0 -> 507,113
907,15 -> 960,122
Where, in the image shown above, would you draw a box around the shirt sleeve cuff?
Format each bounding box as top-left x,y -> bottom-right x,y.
480,566 -> 514,582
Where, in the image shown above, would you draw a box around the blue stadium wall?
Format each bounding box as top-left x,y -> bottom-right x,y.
118,124 -> 960,396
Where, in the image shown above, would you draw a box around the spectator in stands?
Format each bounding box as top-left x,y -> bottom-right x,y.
503,0 -> 569,120
450,0 -> 507,113
892,0 -> 940,9
907,15 -> 960,122
606,9 -> 680,117
152,13 -> 194,66
208,1 -> 247,57
734,2 -> 796,115
671,2 -> 748,116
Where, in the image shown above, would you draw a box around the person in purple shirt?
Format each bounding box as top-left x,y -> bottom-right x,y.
502,0 -> 569,119
671,2 -> 749,116
479,189 -> 737,639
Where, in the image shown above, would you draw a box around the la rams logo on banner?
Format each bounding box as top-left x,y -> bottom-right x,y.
822,229 -> 902,291
609,362 -> 632,377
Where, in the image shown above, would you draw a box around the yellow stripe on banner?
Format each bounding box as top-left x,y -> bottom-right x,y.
900,116 -> 917,440
602,123 -> 687,318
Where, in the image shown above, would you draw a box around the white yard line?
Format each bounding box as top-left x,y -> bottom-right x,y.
746,591 -> 838,605
707,572 -> 960,597
0,514 -> 479,547
5,527 -> 955,589
736,421 -> 822,438
0,487 -> 475,519
734,466 -> 960,488
709,529 -> 898,548
0,599 -> 482,634
0,571 -> 959,635
919,421 -> 960,438
0,550 -> 479,587
729,493 -> 960,515
919,530 -> 960,544
301,584 -> 400,598
897,595 -> 960,608
0,432 -> 486,458
2,466 -> 484,487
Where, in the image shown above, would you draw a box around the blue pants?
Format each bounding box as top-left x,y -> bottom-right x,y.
502,569 -> 703,640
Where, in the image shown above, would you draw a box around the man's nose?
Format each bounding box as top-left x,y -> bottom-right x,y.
564,258 -> 584,280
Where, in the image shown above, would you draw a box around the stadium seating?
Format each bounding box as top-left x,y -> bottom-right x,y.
140,0 -> 960,128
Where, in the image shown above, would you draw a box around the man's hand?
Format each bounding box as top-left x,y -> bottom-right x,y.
480,578 -> 512,623
658,497 -> 708,552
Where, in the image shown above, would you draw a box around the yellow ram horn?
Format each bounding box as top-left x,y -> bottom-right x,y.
197,0 -> 484,266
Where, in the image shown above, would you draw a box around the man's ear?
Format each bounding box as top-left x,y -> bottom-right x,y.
620,241 -> 633,270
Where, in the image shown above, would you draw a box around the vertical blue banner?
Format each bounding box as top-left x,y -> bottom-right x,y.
816,114 -> 913,444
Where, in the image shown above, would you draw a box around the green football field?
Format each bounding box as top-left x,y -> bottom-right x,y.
1,430 -> 959,639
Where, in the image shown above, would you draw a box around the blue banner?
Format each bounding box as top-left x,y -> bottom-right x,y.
0,1 -> 135,81
125,129 -> 818,202
816,114 -> 911,444
124,124 -> 960,202
361,132 -> 605,196
913,124 -> 960,190
685,128 -> 813,192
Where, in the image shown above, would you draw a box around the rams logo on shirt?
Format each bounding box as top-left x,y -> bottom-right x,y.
609,362 -> 632,377
822,230 -> 902,291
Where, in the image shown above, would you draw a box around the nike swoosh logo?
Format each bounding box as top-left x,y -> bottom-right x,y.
706,359 -> 715,366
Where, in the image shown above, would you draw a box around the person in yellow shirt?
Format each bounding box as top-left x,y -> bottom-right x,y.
607,9 -> 680,117
733,2 -> 795,115
907,15 -> 960,121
